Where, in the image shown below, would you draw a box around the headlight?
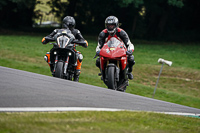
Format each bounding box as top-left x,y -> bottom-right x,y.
68,52 -> 72,56
54,51 -> 57,55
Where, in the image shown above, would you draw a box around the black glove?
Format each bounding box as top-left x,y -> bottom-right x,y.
96,51 -> 100,56
93,51 -> 100,59
126,50 -> 133,55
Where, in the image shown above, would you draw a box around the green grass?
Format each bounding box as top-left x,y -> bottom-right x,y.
0,35 -> 199,109
0,111 -> 199,133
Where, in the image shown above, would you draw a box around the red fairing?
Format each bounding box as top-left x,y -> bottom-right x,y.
120,57 -> 128,70
100,57 -> 106,70
99,37 -> 127,71
100,43 -> 126,58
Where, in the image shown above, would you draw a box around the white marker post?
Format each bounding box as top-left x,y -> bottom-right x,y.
152,58 -> 172,98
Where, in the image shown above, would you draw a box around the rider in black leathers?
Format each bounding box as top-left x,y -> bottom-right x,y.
96,16 -> 135,79
42,16 -> 88,82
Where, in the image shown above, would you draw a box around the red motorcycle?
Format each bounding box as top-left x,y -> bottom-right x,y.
95,37 -> 129,92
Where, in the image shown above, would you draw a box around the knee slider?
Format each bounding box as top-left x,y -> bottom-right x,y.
78,53 -> 83,62
44,52 -> 50,63
128,55 -> 135,66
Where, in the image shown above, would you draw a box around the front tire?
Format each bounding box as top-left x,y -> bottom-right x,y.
107,67 -> 117,90
55,61 -> 64,78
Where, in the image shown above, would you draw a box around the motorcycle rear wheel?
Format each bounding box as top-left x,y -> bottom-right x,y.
107,67 -> 117,90
55,61 -> 64,78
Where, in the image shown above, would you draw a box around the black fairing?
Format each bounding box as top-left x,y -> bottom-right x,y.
54,32 -> 75,48
50,48 -> 76,65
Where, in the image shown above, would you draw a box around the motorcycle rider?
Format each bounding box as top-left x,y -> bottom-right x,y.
96,16 -> 135,79
42,16 -> 88,82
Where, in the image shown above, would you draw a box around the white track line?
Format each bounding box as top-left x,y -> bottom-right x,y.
0,107 -> 123,112
162,112 -> 200,117
0,107 -> 199,117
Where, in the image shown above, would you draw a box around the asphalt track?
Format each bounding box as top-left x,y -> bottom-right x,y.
0,66 -> 200,115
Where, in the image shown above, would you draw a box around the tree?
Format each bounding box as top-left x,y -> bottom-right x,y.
116,0 -> 185,39
0,0 -> 36,28
47,0 -> 123,34
144,0 -> 184,39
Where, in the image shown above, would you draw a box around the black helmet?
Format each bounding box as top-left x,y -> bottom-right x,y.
105,16 -> 119,36
62,16 -> 76,30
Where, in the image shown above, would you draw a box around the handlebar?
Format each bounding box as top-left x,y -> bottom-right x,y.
45,36 -> 55,41
93,51 -> 100,59
45,36 -> 86,48
126,50 -> 133,55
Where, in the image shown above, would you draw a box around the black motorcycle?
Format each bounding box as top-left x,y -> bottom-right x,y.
44,31 -> 85,80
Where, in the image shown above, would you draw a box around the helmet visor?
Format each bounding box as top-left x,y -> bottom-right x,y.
67,22 -> 74,28
107,24 -> 115,31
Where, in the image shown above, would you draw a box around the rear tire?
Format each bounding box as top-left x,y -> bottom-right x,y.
107,67 -> 117,90
55,62 -> 64,78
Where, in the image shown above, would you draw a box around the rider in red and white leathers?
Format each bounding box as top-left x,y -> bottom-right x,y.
96,16 -> 135,79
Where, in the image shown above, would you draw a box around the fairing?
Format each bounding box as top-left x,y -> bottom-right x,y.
100,37 -> 126,58
99,37 -> 128,71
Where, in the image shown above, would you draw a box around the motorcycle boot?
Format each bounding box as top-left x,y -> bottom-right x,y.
127,72 -> 134,80
50,64 -> 55,76
127,55 -> 135,80
74,69 -> 80,82
96,57 -> 102,76
74,57 -> 82,82
96,57 -> 100,69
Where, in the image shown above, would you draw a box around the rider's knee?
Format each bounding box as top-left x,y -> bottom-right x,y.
44,52 -> 50,63
77,52 -> 83,62
128,55 -> 135,66
96,57 -> 100,68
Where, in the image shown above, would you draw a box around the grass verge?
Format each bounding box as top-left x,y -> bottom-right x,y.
0,111 -> 199,133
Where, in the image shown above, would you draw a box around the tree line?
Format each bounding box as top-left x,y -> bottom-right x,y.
0,0 -> 199,42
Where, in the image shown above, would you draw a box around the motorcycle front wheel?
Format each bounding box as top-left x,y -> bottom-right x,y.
55,61 -> 64,78
107,67 -> 117,90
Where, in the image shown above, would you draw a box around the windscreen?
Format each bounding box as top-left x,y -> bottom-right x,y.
107,37 -> 121,47
57,33 -> 75,48
57,36 -> 70,48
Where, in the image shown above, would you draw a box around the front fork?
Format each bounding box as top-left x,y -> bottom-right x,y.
53,55 -> 58,73
53,55 -> 69,75
64,56 -> 69,75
